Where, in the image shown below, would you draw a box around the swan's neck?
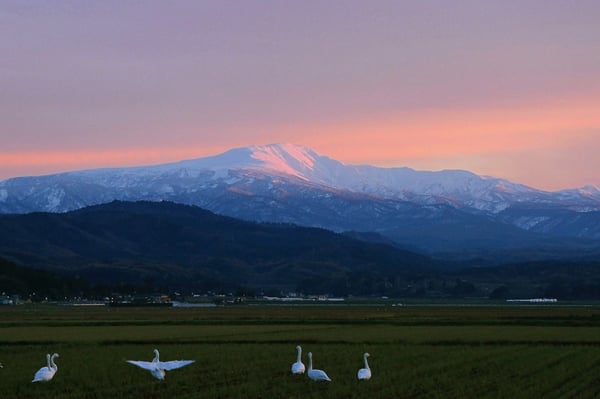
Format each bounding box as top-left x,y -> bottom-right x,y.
46,354 -> 51,369
152,350 -> 160,363
364,355 -> 370,369
50,354 -> 58,370
308,354 -> 313,371
296,347 -> 302,362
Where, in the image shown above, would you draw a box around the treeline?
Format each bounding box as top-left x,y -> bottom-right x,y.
2,256 -> 600,300
0,257 -> 89,300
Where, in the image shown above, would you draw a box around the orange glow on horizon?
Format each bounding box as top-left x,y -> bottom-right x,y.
302,99 -> 599,165
1,96 -> 598,191
0,147 -> 223,176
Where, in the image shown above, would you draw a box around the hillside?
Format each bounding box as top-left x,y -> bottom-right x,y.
1,201 -> 598,299
0,201 -> 436,294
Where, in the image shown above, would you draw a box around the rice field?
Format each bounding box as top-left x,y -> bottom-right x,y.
1,304 -> 599,398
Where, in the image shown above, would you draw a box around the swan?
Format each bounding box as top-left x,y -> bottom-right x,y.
307,352 -> 331,382
291,345 -> 305,374
32,353 -> 59,382
126,349 -> 194,380
357,352 -> 371,380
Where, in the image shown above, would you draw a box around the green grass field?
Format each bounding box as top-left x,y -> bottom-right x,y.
1,304 -> 599,398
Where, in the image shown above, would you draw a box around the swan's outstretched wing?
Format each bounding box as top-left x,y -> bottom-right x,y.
158,360 -> 194,371
126,360 -> 156,371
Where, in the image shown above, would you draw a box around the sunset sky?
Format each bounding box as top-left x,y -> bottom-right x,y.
1,1 -> 599,191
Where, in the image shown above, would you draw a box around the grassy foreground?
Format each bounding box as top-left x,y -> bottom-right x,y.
0,304 -> 599,398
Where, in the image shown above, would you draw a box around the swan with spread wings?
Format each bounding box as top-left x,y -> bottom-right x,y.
126,349 -> 194,380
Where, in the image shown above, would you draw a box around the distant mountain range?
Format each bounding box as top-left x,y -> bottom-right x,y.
1,143 -> 599,255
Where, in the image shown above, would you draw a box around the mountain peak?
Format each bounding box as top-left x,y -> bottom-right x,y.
145,143 -> 326,181
246,143 -> 319,180
197,143 -> 344,186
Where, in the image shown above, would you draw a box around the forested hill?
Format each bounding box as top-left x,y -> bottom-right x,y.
1,201 -> 598,299
0,201 -> 436,294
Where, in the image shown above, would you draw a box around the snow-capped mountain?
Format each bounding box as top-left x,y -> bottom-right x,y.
1,143 -> 599,251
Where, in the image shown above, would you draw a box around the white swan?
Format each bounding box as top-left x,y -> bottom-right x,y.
126,349 -> 194,380
291,345 -> 305,374
357,352 -> 371,380
32,353 -> 59,382
307,352 -> 331,382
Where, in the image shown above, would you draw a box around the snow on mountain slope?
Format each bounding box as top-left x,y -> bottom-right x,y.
150,143 -> 559,213
179,143 -> 540,212
0,143 -> 598,216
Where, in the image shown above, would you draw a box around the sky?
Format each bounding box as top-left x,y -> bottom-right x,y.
1,0 -> 599,191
